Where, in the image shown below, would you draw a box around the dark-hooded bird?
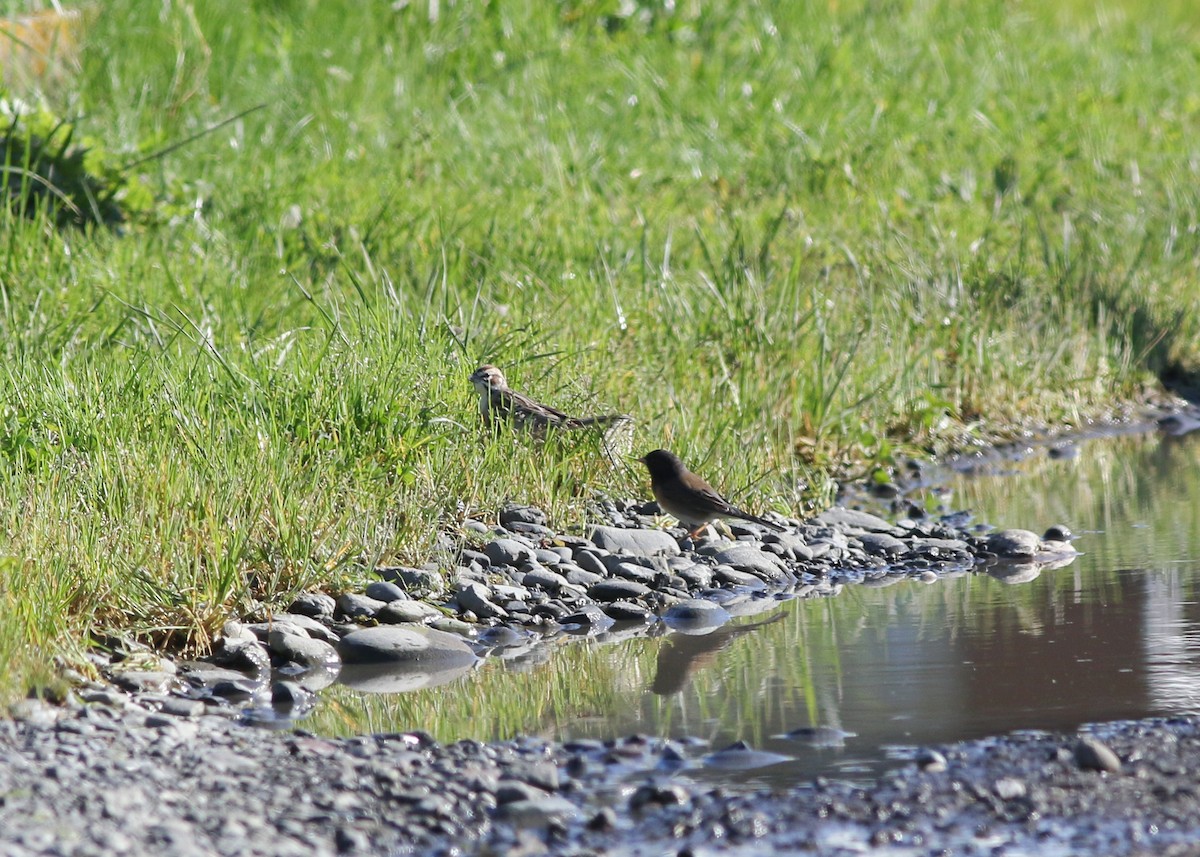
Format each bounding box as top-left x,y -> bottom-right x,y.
638,448 -> 786,538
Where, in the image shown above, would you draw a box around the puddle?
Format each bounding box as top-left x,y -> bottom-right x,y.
301,427 -> 1200,788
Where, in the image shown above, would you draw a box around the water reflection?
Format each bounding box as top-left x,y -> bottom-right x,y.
307,426 -> 1200,788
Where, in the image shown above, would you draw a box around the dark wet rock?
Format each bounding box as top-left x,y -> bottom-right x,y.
588,525 -> 681,557
336,593 -> 387,620
573,549 -> 609,577
376,565 -> 444,594
985,529 -> 1041,558
601,600 -> 653,622
267,629 -> 341,671
587,579 -> 651,602
1074,736 -> 1122,773
814,507 -> 895,532
500,505 -> 548,528
337,625 -> 477,668
456,581 -> 508,620
287,592 -> 336,621
856,532 -> 908,558
483,538 -> 537,566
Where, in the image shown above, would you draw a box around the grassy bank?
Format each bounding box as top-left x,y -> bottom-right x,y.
0,0 -> 1197,699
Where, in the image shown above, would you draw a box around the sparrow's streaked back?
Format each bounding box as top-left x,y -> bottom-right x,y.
638,448 -> 785,538
469,364 -> 629,435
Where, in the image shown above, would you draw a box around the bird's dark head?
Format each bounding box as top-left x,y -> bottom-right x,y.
638,448 -> 686,478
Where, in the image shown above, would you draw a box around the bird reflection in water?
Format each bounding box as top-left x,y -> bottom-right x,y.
650,612 -> 786,696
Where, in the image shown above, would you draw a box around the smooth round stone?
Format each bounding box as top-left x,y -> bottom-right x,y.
1074,737 -> 1122,773
500,505 -> 547,527
484,538 -> 537,566
336,593 -> 387,620
376,600 -> 442,624
673,564 -> 714,590
610,561 -> 657,585
713,566 -> 767,589
463,519 -> 491,535
456,581 -> 508,619
493,795 -> 580,825
856,532 -> 907,558
250,614 -> 339,644
588,525 -> 681,557
559,606 -> 616,633
662,600 -> 732,634
573,549 -> 609,577
364,581 -> 408,603
522,567 -> 568,593
985,529 -> 1040,558
587,579 -> 651,602
287,592 -> 336,621
917,748 -> 948,772
814,507 -> 895,532
601,600 -> 653,622
702,544 -> 786,578
206,637 -> 271,675
337,625 -> 477,667
267,630 -> 340,670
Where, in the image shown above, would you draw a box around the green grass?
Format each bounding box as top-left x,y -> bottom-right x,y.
0,0 -> 1198,700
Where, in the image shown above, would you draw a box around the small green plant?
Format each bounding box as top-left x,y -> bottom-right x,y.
0,93 -> 153,229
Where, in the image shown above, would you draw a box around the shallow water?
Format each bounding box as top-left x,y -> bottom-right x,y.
308,426 -> 1200,788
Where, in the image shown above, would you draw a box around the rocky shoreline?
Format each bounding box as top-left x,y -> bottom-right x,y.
5,694 -> 1200,855
6,491 -> 1192,855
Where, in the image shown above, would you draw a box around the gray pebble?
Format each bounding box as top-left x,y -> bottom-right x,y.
364,581 -> 408,603
1074,737 -> 1122,773
484,538 -> 537,566
336,593 -> 387,620
588,525 -> 681,557
267,630 -> 341,670
587,579 -> 651,602
287,592 -> 336,621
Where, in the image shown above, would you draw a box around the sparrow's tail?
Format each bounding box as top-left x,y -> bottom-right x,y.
732,509 -> 787,532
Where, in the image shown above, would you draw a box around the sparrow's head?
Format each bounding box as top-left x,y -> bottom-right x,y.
638,448 -> 687,480
469,364 -> 507,392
